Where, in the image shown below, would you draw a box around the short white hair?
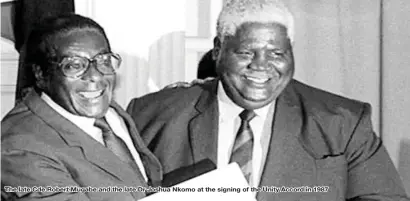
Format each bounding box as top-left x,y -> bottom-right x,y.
216,0 -> 294,43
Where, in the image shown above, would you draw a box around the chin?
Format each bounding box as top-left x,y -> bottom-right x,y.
229,93 -> 273,110
89,110 -> 105,118
80,112 -> 103,118
72,96 -> 111,118
242,99 -> 274,110
75,105 -> 108,118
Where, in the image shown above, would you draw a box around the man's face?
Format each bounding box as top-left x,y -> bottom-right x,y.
41,30 -> 115,118
214,22 -> 294,110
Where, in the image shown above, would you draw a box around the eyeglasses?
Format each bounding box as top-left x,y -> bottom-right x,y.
50,52 -> 122,78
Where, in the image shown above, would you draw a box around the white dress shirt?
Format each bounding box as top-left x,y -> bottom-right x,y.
41,93 -> 148,181
217,82 -> 275,187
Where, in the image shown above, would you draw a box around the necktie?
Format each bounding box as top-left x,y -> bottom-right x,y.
229,110 -> 256,184
94,118 -> 146,182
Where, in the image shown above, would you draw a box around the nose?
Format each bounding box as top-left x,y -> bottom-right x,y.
81,63 -> 103,82
249,53 -> 269,71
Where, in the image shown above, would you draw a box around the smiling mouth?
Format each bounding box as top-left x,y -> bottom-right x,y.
244,75 -> 271,84
79,90 -> 104,99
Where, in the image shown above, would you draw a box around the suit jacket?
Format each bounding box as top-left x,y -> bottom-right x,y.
127,79 -> 408,201
1,91 -> 163,201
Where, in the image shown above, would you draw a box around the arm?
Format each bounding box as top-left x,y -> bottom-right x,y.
162,77 -> 215,89
345,104 -> 409,201
2,149 -> 91,201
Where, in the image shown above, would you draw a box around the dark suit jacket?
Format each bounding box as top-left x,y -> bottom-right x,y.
127,79 -> 409,201
1,91 -> 163,201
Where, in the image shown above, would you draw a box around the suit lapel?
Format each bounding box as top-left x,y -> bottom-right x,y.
256,81 -> 308,201
24,92 -> 145,189
111,101 -> 163,187
188,80 -> 219,165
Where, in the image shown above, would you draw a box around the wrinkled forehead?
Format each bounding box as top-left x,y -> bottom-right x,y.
235,22 -> 288,36
49,29 -> 110,58
224,22 -> 290,46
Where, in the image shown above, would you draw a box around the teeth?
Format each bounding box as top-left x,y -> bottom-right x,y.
245,76 -> 269,84
79,90 -> 103,98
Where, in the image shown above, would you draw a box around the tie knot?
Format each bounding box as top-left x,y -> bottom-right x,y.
239,110 -> 256,122
94,118 -> 112,133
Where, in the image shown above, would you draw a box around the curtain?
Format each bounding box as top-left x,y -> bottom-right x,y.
382,0 -> 410,194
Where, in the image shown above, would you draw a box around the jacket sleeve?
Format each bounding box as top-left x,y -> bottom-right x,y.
345,103 -> 409,201
126,98 -> 144,130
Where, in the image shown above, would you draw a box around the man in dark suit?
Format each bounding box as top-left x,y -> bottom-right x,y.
127,0 -> 409,200
1,14 -> 162,201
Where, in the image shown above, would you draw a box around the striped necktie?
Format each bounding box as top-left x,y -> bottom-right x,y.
229,110 -> 256,183
94,118 -> 146,183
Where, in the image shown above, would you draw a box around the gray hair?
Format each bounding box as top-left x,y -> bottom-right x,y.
216,0 -> 294,43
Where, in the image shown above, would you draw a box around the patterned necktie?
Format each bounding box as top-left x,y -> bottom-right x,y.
94,118 -> 146,182
229,110 -> 256,183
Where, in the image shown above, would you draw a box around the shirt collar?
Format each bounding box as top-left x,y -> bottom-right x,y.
217,81 -> 273,121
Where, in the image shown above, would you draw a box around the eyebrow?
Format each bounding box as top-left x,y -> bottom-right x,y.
60,49 -> 111,59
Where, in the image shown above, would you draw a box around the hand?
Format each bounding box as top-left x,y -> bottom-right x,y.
163,77 -> 215,89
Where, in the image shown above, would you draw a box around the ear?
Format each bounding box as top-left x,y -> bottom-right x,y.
212,36 -> 221,61
287,34 -> 294,47
32,64 -> 47,90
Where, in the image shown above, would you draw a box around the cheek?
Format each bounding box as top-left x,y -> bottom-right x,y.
105,76 -> 115,95
218,58 -> 247,75
52,78 -> 76,101
47,79 -> 81,114
269,61 -> 293,76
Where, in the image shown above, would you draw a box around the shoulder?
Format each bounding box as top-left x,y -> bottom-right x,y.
127,81 -> 214,115
290,80 -> 368,118
126,81 -> 216,141
2,101 -> 36,135
1,101 -> 61,156
289,80 -> 375,157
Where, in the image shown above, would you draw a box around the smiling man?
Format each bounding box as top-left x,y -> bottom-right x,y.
1,14 -> 162,201
215,21 -> 293,110
127,0 -> 408,200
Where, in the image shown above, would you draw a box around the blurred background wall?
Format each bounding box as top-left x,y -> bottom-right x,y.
1,0 -> 409,195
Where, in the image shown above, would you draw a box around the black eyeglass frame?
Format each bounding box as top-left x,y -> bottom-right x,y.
49,52 -> 122,79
